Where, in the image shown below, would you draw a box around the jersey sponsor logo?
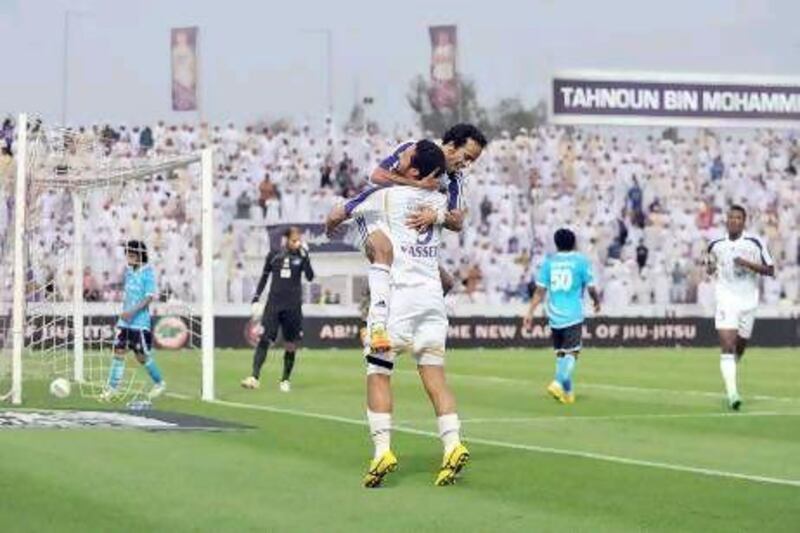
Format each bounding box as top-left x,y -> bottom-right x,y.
153,316 -> 190,349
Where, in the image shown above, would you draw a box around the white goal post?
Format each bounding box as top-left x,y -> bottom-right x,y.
2,113 -> 215,405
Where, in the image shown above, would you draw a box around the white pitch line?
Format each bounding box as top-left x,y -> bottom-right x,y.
447,411 -> 800,424
210,398 -> 800,489
166,392 -> 193,400
397,370 -> 800,404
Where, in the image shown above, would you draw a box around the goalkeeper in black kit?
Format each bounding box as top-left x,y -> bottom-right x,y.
241,226 -> 314,392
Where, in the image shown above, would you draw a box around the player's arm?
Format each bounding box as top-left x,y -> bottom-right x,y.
584,258 -> 601,313
251,251 -> 274,303
324,186 -> 390,236
705,242 -> 718,276
120,295 -> 154,322
327,187 -> 387,238
735,238 -> 775,277
324,204 -> 348,236
587,286 -> 601,313
523,260 -> 550,329
523,286 -> 547,329
734,257 -> 775,277
300,245 -> 315,282
443,209 -> 464,232
371,142 -> 439,190
372,166 -> 440,191
407,177 -> 465,232
406,206 -> 463,232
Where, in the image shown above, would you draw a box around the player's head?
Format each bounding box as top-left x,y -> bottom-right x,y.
554,228 -> 576,252
124,240 -> 148,266
727,205 -> 747,237
284,226 -> 303,252
403,139 -> 446,180
441,123 -> 487,173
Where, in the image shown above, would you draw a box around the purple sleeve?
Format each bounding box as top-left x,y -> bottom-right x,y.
446,176 -> 462,211
378,141 -> 415,171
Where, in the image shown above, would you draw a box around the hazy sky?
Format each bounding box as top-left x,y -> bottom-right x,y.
1,0 -> 798,129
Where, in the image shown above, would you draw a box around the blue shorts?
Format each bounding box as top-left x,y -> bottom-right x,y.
114,327 -> 153,356
551,323 -> 582,353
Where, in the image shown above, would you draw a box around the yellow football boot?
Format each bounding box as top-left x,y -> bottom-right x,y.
363,450 -> 398,488
434,443 -> 470,486
547,380 -> 566,403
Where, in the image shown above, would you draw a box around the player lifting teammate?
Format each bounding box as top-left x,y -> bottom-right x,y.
242,226 -> 314,392
706,205 -> 774,410
327,140 -> 470,488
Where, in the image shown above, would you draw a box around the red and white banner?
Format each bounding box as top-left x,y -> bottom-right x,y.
171,27 -> 199,112
429,25 -> 458,110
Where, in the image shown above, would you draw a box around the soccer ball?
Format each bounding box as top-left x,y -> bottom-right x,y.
49,378 -> 71,399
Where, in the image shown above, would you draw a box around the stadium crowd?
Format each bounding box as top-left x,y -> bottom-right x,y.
1,116 -> 799,312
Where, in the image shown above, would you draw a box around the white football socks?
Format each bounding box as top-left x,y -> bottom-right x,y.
368,264 -> 391,328
367,410 -> 392,459
720,353 -> 738,399
437,413 -> 461,454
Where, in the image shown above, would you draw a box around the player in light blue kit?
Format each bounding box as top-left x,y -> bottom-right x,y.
101,240 -> 166,401
523,229 -> 601,404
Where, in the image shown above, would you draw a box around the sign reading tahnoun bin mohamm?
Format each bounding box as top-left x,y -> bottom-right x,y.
551,71 -> 800,127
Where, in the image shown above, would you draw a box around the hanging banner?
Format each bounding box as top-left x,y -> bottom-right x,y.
171,27 -> 199,111
551,70 -> 800,127
429,25 -> 459,111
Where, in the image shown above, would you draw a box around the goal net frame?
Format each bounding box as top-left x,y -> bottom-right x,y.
4,113 -> 216,405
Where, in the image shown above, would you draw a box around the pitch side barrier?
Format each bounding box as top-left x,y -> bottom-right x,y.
5,315 -> 798,350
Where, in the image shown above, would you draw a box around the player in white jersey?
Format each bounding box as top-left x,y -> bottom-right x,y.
706,205 -> 774,410
326,140 -> 470,488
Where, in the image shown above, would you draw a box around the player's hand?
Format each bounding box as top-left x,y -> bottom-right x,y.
522,314 -> 534,330
704,254 -> 717,276
733,257 -> 750,268
250,301 -> 264,319
120,311 -> 133,322
444,209 -> 464,231
406,206 -> 438,231
325,206 -> 347,238
593,301 -> 602,314
418,168 -> 440,191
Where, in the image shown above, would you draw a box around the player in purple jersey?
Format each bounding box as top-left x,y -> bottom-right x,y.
326,124 -> 486,354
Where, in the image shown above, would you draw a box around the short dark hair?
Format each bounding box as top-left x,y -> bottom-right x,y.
284,226 -> 301,239
554,228 -> 576,252
410,139 -> 446,178
442,123 -> 488,149
124,240 -> 148,264
729,204 -> 747,219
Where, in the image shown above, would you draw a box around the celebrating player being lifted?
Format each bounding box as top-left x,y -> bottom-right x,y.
326,140 -> 469,488
326,124 -> 486,354
523,229 -> 600,404
242,226 -> 314,392
706,205 -> 774,411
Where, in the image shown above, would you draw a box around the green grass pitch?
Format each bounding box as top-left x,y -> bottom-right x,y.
1,347 -> 799,532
